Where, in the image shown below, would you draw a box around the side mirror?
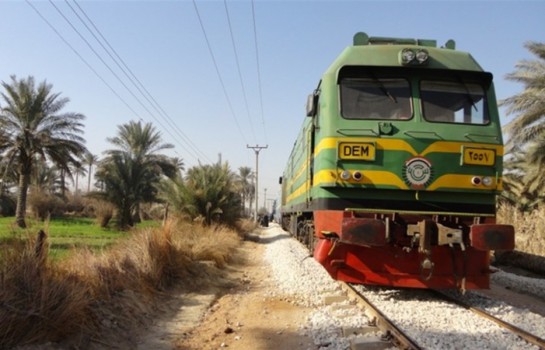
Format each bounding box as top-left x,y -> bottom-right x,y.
306,92 -> 319,117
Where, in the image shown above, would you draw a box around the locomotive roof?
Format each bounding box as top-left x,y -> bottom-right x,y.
324,32 -> 485,73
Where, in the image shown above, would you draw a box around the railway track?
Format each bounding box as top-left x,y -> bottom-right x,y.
340,282 -> 545,349
341,282 -> 421,349
433,290 -> 545,349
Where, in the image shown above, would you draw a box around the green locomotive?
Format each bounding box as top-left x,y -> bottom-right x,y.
280,32 -> 514,289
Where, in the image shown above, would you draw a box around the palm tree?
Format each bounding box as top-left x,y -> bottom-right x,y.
95,153 -> 158,228
0,76 -> 87,228
502,140 -> 545,211
83,152 -> 98,192
71,160 -> 87,196
502,42 -> 545,149
96,120 -> 176,229
236,166 -> 254,217
0,152 -> 18,193
500,42 -> 545,210
180,162 -> 241,226
31,159 -> 61,194
171,156 -> 185,177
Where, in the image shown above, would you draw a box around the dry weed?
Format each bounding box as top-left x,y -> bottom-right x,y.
496,204 -> 545,273
235,218 -> 259,237
0,233 -> 93,348
0,218 -> 243,348
182,224 -> 241,268
497,204 -> 545,255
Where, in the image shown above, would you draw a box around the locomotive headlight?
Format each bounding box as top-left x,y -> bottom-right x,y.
340,170 -> 351,181
416,49 -> 429,64
401,49 -> 415,64
353,171 -> 363,181
471,176 -> 482,186
482,176 -> 493,186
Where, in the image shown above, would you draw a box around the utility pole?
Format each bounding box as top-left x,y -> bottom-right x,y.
247,144 -> 268,221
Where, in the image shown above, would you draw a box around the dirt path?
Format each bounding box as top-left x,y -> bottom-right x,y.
136,233 -> 315,350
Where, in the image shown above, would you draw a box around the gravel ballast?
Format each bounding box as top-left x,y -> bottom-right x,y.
261,224 -> 545,349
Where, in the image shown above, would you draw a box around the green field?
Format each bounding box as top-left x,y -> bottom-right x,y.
0,216 -> 160,259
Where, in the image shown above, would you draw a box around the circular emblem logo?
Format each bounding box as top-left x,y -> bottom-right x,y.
403,157 -> 433,189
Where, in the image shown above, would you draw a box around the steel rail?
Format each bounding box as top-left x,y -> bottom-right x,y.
433,290 -> 545,349
341,282 -> 422,350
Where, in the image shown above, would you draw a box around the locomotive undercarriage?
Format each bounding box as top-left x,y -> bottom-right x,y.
283,209 -> 514,290
284,213 -> 316,252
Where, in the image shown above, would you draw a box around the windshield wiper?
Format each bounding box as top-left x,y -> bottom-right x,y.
457,75 -> 478,112
370,73 -> 397,103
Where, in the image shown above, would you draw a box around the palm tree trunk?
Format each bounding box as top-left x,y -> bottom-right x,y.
117,199 -> 134,230
132,202 -> 141,224
241,193 -> 246,217
60,169 -> 66,199
248,193 -> 254,219
75,172 -> 79,195
87,164 -> 92,192
15,172 -> 30,228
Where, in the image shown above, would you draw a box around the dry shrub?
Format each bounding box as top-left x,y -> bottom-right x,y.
107,222 -> 193,291
0,232 -> 93,348
182,223 -> 242,268
64,193 -> 85,214
139,203 -> 166,221
235,218 -> 259,237
495,204 -> 545,274
92,199 -> 115,227
0,219 -> 243,348
27,189 -> 65,220
78,197 -> 97,218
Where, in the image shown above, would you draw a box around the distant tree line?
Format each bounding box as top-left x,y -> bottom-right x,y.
0,75 -> 257,229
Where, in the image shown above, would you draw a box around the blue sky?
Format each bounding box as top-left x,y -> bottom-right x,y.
1,0 -> 544,208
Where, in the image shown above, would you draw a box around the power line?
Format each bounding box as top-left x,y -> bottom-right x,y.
25,0 -> 142,120
30,0 -> 264,166
224,0 -> 256,144
54,0 -> 208,163
192,0 -> 249,145
251,0 -> 268,144
68,0 -> 211,163
30,0 -> 211,163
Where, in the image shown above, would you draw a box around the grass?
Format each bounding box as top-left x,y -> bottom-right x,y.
0,216 -> 160,259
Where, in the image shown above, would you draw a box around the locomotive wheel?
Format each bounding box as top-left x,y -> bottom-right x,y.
297,220 -> 305,242
303,221 -> 315,253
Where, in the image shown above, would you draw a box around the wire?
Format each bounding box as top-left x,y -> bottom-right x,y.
67,0 -> 211,163
53,0 -> 208,162
251,0 -> 268,144
25,0 -> 141,120
29,0 -> 210,163
192,0 -> 249,145
224,0 -> 256,144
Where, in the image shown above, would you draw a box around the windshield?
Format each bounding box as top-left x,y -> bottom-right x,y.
340,78 -> 412,120
420,81 -> 489,124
